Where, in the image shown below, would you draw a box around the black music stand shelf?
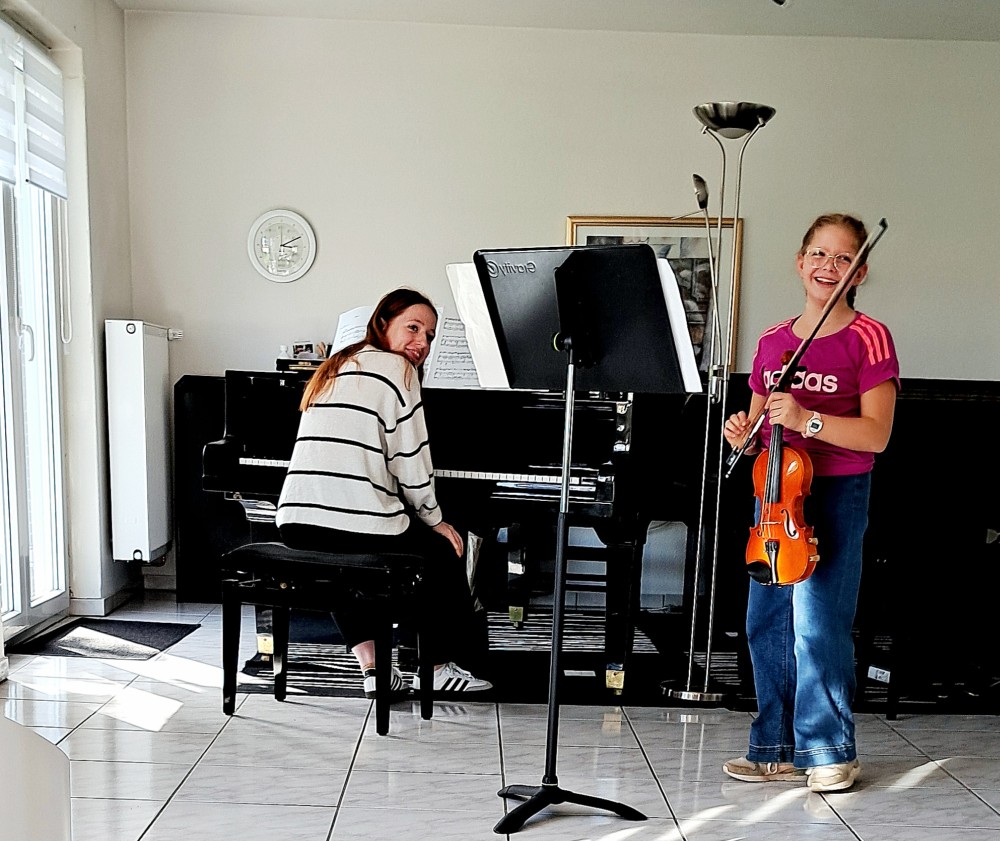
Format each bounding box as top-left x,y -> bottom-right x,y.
473,243 -> 699,834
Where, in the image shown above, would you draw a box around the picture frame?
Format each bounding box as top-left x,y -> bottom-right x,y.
566,215 -> 743,371
292,341 -> 317,359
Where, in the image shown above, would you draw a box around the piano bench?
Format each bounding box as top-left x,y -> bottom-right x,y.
219,541 -> 434,735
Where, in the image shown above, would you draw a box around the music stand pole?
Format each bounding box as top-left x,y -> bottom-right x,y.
494,335 -> 646,835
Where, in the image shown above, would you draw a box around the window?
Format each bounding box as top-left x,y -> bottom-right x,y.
0,18 -> 69,635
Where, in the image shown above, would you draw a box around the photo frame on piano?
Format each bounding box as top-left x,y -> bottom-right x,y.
567,215 -> 743,371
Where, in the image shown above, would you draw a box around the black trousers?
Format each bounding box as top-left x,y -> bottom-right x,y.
278,520 -> 486,668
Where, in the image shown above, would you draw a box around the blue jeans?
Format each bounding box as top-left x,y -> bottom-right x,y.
745,472 -> 871,768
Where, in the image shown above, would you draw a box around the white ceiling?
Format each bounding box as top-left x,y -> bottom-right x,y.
110,0 -> 1000,42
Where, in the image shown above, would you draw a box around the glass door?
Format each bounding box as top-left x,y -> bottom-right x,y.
0,185 -> 19,625
0,29 -> 70,638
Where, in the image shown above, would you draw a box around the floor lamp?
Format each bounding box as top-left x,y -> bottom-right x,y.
668,101 -> 775,704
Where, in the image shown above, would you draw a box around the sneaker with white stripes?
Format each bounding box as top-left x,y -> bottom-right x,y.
412,662 -> 492,693
362,666 -> 406,699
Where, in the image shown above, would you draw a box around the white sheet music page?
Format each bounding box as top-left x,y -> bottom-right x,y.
330,305 -> 372,352
656,258 -> 703,394
445,262 -> 509,389
329,302 -> 478,388
422,310 -> 481,389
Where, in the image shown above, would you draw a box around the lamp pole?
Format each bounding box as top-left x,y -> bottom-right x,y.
669,102 -> 775,703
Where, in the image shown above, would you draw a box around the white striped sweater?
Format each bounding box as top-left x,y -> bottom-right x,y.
276,347 -> 442,535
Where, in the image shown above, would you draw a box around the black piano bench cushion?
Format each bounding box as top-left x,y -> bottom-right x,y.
221,541 -> 424,577
219,540 -> 433,735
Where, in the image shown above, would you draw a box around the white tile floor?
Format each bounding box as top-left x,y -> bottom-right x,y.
4,593 -> 1000,840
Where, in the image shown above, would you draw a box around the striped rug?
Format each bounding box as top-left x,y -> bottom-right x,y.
239,608 -> 662,700
487,608 -> 659,654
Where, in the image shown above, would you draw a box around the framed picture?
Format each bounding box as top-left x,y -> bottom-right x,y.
566,215 -> 743,371
292,341 -> 317,359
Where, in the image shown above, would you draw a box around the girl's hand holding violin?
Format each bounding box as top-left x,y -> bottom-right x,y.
763,392 -> 810,436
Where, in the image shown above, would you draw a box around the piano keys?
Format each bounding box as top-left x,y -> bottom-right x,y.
424,388 -> 626,521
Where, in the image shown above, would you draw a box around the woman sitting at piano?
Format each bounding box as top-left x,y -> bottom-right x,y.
276,287 -> 492,697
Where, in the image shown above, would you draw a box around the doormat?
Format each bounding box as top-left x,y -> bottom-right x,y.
9,618 -> 200,660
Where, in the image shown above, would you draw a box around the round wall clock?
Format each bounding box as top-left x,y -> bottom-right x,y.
247,209 -> 317,282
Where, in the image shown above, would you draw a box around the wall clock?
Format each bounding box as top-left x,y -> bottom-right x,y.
247,209 -> 317,282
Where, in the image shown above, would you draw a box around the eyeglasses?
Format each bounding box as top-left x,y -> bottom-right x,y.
804,248 -> 856,273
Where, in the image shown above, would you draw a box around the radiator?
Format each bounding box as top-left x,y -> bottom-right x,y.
105,319 -> 173,563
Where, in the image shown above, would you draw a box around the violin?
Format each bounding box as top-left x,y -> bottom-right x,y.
745,383 -> 819,585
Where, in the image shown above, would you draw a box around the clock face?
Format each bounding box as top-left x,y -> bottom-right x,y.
248,209 -> 316,282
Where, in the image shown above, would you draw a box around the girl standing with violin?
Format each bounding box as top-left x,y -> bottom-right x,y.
722,213 -> 899,792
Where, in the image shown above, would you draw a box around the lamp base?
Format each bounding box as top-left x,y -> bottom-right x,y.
667,688 -> 725,703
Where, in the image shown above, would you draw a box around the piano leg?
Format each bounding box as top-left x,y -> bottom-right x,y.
254,606 -> 274,661
601,538 -> 644,694
500,524 -> 530,628
249,520 -> 281,661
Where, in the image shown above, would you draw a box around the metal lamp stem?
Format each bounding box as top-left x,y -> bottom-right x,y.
670,102 -> 774,704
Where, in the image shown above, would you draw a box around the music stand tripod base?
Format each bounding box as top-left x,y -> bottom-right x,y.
495,783 -> 646,835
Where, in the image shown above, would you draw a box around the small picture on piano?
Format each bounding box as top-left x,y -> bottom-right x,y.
566,215 -> 743,371
292,341 -> 317,359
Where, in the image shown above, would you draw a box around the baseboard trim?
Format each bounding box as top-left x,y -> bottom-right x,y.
70,587 -> 136,617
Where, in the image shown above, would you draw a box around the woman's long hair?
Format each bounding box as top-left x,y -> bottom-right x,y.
299,287 -> 435,411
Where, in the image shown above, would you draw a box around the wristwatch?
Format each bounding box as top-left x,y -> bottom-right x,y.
803,412 -> 824,438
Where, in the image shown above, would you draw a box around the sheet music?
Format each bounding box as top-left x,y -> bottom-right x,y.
330,305 -> 372,352
422,313 -> 480,389
445,262 -> 510,389
330,301 -> 480,389
656,258 -> 704,394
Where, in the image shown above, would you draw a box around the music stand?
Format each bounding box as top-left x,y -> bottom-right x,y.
473,243 -> 696,834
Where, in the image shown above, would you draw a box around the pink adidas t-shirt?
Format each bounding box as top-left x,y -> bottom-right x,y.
747,312 -> 900,476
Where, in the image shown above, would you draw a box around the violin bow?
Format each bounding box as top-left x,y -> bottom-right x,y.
724,217 -> 889,478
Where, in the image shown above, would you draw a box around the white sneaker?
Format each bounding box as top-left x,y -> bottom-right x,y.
412,662 -> 492,693
362,666 -> 405,699
806,759 -> 861,792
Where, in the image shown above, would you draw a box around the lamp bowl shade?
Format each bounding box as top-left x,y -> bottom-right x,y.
693,102 -> 776,139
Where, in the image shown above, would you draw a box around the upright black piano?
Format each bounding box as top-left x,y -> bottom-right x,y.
201,368 -> 704,693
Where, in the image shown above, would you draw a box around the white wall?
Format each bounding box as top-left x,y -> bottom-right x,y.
124,12 -> 1000,385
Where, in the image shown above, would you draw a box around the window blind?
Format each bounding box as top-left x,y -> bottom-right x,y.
22,43 -> 65,198
0,31 -> 17,185
0,17 -> 66,198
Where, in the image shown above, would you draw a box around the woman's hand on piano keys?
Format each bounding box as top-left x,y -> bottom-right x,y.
432,521 -> 464,557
